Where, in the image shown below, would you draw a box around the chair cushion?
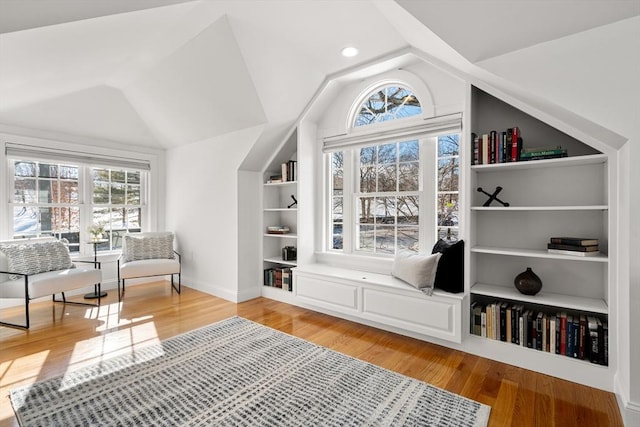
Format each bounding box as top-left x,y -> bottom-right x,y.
119,258 -> 180,280
0,241 -> 73,280
123,233 -> 175,263
1,266 -> 101,299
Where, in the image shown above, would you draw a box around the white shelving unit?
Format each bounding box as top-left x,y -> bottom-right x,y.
466,85 -> 614,390
261,129 -> 298,296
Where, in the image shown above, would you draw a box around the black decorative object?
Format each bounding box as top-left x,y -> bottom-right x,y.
288,195 -> 297,209
514,267 -> 542,295
477,186 -> 510,207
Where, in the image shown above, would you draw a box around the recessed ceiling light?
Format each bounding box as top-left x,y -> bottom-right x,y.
341,46 -> 359,57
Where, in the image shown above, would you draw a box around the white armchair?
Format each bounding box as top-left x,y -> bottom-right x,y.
0,237 -> 102,329
117,232 -> 181,301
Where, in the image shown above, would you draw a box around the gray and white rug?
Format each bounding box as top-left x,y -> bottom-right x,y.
11,317 -> 490,426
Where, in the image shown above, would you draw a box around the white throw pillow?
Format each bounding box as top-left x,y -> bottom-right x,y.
0,241 -> 73,280
391,251 -> 442,296
123,234 -> 175,263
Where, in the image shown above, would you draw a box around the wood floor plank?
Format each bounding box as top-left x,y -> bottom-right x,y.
0,283 -> 624,427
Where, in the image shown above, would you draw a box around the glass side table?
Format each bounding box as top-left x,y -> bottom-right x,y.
84,239 -> 108,299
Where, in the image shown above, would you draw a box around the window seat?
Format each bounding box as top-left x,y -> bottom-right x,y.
293,264 -> 464,343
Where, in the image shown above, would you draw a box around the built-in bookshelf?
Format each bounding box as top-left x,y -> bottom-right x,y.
466,85 -> 613,389
262,129 -> 298,294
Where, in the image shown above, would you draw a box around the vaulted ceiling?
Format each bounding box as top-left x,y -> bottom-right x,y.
0,0 -> 638,150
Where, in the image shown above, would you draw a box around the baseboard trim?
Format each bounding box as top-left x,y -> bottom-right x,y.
615,376 -> 640,426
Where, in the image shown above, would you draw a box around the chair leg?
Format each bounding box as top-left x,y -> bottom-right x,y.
0,295 -> 29,329
171,273 -> 181,294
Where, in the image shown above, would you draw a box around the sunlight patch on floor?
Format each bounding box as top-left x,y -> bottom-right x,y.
0,350 -> 50,389
61,319 -> 162,388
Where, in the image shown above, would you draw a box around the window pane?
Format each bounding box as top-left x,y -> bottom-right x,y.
127,184 -> 140,204
126,207 -> 141,230
376,225 -> 395,254
357,197 -> 374,224
438,134 -> 459,157
360,146 -> 375,165
332,197 -> 342,221
93,169 -> 110,182
438,158 -> 459,192
127,171 -> 141,185
398,226 -> 419,252
111,183 -> 125,204
59,181 -> 79,204
354,85 -> 422,127
38,180 -> 54,203
357,225 -> 374,252
376,197 -> 396,225
112,170 -> 126,183
59,165 -> 78,180
377,164 -> 397,192
14,161 -> 36,177
332,152 -> 343,194
438,194 -> 459,227
93,207 -> 109,229
38,164 -> 57,178
332,223 -> 343,250
39,207 -> 53,232
93,181 -> 109,204
397,196 -> 419,225
377,143 -> 397,164
13,178 -> 36,203
399,140 -> 419,162
438,227 -> 459,241
14,206 -> 38,235
399,162 -> 419,191
360,166 -> 376,193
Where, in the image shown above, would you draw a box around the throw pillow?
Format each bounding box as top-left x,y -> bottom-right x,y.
431,239 -> 464,293
0,241 -> 73,280
391,251 -> 442,296
123,234 -> 175,263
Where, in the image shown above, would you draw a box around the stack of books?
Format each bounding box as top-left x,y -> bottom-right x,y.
470,301 -> 608,366
547,237 -> 599,256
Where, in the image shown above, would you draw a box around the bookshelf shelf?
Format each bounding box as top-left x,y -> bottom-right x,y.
264,257 -> 297,266
471,246 -> 608,262
264,208 -> 298,212
471,205 -> 608,211
264,180 -> 297,187
263,233 -> 298,239
470,153 -> 607,172
471,283 -> 608,314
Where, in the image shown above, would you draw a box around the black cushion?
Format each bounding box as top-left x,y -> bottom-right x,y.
431,239 -> 464,293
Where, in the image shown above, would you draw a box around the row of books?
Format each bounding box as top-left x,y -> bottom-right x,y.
471,300 -> 608,366
267,160 -> 297,183
471,127 -> 569,165
547,236 -> 600,257
264,267 -> 293,291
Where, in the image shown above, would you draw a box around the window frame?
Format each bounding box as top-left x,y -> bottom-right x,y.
326,134 -> 443,257
8,158 -> 149,255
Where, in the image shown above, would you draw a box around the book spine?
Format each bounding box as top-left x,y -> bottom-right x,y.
482,134 -> 489,165
510,127 -> 520,161
472,133 -> 479,165
490,130 -> 497,164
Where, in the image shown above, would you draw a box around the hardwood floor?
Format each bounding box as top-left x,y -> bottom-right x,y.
0,283 -> 623,426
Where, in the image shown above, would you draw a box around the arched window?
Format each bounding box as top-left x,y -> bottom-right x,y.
325,81 -> 461,258
353,86 -> 422,127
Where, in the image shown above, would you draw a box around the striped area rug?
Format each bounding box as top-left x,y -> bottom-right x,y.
11,317 -> 490,426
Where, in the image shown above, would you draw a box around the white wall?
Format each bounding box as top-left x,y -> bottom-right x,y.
476,16 -> 640,424
165,126 -> 262,302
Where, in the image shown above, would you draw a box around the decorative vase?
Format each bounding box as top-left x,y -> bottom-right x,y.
514,267 -> 542,295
